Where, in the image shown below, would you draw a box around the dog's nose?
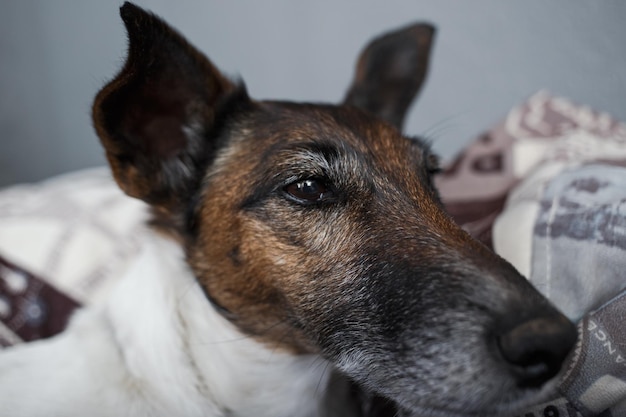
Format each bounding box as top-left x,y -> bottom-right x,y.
497,315 -> 577,388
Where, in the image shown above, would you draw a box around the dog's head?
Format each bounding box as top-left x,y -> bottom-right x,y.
93,3 -> 577,416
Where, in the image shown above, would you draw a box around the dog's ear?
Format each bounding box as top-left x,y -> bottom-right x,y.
92,2 -> 249,212
343,23 -> 435,130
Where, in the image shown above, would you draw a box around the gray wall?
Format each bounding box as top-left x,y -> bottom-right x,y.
1,1 -> 625,187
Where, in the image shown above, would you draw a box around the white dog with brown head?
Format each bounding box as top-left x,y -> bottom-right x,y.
0,3 -> 576,417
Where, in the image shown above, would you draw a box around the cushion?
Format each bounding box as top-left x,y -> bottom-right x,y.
437,91 -> 626,416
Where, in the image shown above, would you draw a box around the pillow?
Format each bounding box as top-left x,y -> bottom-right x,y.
437,91 -> 626,417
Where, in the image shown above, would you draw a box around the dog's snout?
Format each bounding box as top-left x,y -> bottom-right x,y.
497,314 -> 577,388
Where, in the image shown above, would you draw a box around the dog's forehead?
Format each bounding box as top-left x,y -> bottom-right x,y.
232,101 -> 428,165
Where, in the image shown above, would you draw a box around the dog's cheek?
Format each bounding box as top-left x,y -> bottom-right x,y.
233,208 -> 363,332
191,203 -> 320,352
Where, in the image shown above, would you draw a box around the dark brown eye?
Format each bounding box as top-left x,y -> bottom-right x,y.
284,178 -> 334,204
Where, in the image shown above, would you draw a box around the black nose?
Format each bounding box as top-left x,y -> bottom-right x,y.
497,315 -> 577,388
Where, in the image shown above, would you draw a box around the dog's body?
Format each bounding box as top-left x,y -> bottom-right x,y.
0,3 -> 577,417
0,235 -> 342,417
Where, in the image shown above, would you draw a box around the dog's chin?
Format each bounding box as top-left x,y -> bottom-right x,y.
394,374 -> 562,417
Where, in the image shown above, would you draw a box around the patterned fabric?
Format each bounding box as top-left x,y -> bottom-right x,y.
532,165 -> 626,416
435,90 -> 626,250
0,168 -> 149,345
438,91 -> 626,417
0,255 -> 80,346
527,164 -> 626,321
1,92 -> 625,416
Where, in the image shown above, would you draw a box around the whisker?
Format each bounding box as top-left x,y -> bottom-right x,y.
420,113 -> 462,137
314,360 -> 332,397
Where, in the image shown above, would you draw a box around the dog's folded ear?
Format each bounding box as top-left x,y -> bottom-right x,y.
92,2 -> 249,212
343,23 -> 435,131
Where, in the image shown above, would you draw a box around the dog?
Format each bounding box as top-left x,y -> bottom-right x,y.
0,3 -> 577,417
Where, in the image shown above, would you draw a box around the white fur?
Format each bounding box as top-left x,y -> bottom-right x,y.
0,232 -> 341,417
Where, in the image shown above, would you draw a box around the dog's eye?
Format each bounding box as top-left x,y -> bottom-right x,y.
284,179 -> 335,204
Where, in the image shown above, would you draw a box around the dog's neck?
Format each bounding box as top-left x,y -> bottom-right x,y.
102,230 -> 352,417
